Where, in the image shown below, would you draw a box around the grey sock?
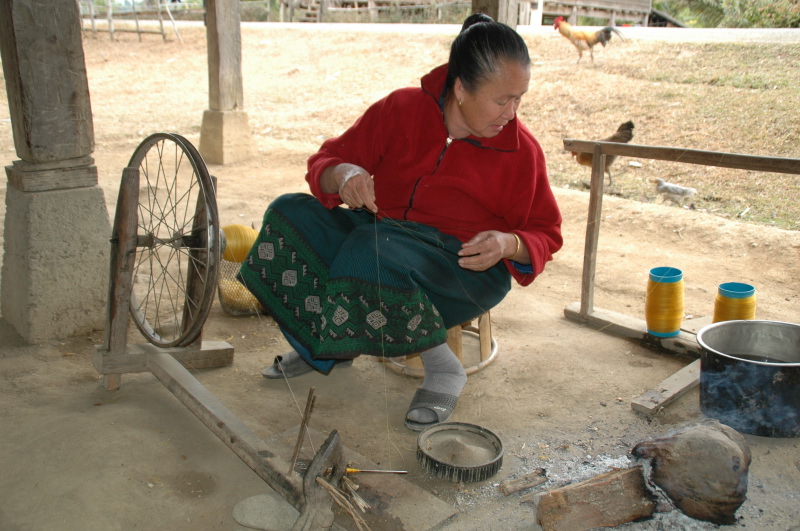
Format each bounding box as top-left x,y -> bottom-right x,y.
407,343 -> 467,423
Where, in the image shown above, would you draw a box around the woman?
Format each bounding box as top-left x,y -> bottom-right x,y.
239,14 -> 562,431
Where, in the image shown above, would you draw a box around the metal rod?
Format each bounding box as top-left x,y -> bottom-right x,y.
346,468 -> 407,474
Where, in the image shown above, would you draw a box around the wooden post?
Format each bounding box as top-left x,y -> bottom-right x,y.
447,325 -> 464,363
579,144 -> 605,318
106,0 -> 114,40
1,0 -> 110,343
95,167 -> 140,389
478,312 -> 492,361
200,0 -> 255,164
472,0 -> 519,28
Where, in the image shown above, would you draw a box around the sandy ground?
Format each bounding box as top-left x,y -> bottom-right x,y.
2,23 -> 800,531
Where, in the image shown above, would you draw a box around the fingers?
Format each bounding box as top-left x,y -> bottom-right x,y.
339,171 -> 378,213
457,231 -> 503,271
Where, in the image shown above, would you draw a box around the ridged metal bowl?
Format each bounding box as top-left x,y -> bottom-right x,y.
417,422 -> 503,483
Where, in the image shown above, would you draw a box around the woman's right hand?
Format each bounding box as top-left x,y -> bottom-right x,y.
338,165 -> 378,213
321,163 -> 378,213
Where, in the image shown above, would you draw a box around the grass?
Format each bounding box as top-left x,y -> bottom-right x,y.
519,38 -> 800,230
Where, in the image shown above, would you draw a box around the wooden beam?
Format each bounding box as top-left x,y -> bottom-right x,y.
146,350 -> 306,512
563,140 -> 800,174
563,302 -> 701,358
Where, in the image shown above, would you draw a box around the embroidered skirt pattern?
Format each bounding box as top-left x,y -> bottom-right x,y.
238,193 -> 510,360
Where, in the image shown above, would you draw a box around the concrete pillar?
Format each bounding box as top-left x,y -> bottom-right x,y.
0,0 -> 110,343
199,0 -> 254,165
472,0 -> 519,29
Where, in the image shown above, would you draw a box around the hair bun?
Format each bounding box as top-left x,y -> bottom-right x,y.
460,13 -> 494,32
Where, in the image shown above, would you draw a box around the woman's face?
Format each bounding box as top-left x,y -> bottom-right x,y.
456,60 -> 530,139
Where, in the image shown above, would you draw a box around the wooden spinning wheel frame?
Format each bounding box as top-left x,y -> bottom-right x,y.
91,134 -> 348,525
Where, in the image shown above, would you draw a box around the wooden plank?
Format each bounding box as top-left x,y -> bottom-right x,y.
563,302 -> 701,358
631,359 -> 701,415
536,466 -> 655,531
167,340 -> 234,369
93,341 -> 233,375
563,140 -> 800,175
93,344 -> 148,374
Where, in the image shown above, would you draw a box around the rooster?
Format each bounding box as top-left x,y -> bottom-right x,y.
571,120 -> 634,186
554,16 -> 625,63
654,178 -> 697,206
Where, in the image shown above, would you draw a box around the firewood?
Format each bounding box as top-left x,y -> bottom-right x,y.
536,466 -> 655,531
499,468 -> 548,495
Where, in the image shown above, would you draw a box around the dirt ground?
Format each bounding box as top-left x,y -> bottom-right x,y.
1,23 -> 800,531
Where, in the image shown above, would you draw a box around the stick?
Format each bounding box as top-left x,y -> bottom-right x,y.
499,468 -> 548,496
289,387 -> 316,474
342,475 -> 371,512
315,477 -> 371,531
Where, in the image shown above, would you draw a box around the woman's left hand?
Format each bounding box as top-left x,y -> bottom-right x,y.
457,231 -> 516,271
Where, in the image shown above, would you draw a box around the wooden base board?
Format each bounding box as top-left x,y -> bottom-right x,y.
563,302 -> 701,358
93,340 -> 234,375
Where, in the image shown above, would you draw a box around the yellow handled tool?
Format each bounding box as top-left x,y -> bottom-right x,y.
346,468 -> 407,474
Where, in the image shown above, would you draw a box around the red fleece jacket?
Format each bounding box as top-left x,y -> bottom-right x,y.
306,64 -> 562,286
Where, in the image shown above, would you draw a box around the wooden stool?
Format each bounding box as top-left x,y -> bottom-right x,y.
382,312 -> 498,377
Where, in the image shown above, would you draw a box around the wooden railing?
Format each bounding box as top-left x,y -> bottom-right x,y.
561,138 -> 800,357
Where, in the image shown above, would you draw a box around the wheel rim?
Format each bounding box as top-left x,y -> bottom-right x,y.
127,133 -> 220,348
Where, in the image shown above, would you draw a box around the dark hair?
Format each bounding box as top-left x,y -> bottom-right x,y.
445,14 -> 530,97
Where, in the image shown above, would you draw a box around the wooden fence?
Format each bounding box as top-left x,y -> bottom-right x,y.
562,138 -> 800,357
79,1 -> 191,41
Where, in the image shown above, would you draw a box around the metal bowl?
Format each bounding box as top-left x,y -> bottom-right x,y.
696,320 -> 800,437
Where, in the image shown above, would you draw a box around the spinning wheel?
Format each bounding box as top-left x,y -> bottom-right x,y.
94,133 -> 230,389
127,133 -> 220,348
92,133 -> 354,524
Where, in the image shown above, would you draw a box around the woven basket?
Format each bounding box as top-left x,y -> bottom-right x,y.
218,224 -> 266,316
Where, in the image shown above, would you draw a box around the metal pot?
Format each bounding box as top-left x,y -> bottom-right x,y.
696,320 -> 800,438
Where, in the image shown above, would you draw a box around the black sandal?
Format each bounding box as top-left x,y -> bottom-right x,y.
404,388 -> 458,431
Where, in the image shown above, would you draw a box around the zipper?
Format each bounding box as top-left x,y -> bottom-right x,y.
404,137 -> 453,220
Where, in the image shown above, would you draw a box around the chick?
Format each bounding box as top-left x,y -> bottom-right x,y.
571,121 -> 635,186
654,178 -> 696,206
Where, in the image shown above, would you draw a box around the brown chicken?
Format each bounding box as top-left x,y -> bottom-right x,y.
571,120 -> 634,186
554,16 -> 625,63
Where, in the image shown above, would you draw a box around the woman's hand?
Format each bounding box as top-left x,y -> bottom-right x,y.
458,231 -> 528,271
320,163 -> 378,213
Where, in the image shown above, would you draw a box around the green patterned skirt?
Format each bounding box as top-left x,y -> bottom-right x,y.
238,193 -> 510,366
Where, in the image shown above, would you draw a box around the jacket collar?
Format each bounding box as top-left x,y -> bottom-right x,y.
421,64 -> 520,152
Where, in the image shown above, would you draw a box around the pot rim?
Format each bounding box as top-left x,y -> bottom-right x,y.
696,319 -> 800,367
